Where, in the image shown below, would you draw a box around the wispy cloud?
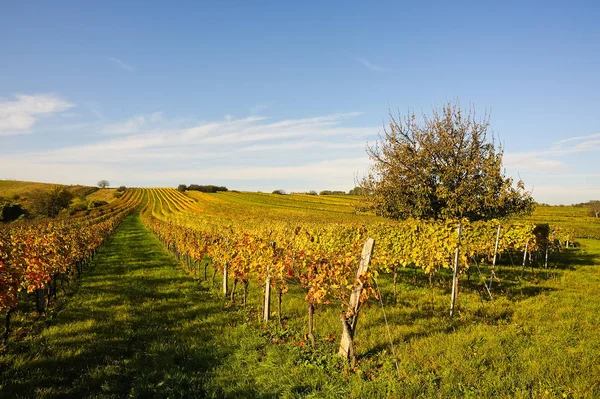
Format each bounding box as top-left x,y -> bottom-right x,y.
503,153 -> 565,172
0,94 -> 74,136
249,103 -> 272,115
108,56 -> 135,73
554,133 -> 600,145
357,58 -> 389,72
505,132 -> 600,172
103,112 -> 164,135
2,112 -> 375,191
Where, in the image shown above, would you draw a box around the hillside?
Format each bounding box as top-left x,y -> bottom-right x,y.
0,180 -> 97,202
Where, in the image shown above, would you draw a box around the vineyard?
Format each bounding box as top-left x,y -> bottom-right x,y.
0,189 -> 142,340
1,187 -> 599,398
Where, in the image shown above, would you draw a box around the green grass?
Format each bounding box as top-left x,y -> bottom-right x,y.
520,205 -> 600,239
0,213 -> 227,398
2,211 -> 600,398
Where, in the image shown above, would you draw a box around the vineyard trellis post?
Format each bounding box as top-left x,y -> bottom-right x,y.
521,241 -> 528,278
488,224 -> 501,290
339,237 -> 375,364
263,264 -> 271,322
449,223 -> 462,318
222,263 -> 228,296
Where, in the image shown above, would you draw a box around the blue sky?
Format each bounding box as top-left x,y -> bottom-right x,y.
1,0 -> 599,204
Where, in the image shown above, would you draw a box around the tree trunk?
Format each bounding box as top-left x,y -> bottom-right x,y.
277,288 -> 283,327
50,274 -> 58,298
393,268 -> 398,304
230,278 -> 237,302
521,242 -> 528,278
429,273 -> 435,313
4,308 -> 13,343
340,314 -> 356,368
308,303 -> 316,348
76,261 -> 82,278
36,287 -> 49,315
243,280 -> 249,307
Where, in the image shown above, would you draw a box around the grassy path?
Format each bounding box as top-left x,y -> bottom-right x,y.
0,213 -> 227,398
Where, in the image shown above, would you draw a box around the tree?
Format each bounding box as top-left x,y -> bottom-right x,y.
177,184 -> 188,192
588,200 -> 600,218
97,180 -> 110,189
360,101 -> 534,221
0,202 -> 27,222
29,186 -> 74,217
348,186 -> 361,195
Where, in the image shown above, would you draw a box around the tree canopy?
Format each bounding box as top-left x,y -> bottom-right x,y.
359,101 -> 535,221
588,200 -> 600,218
98,180 -> 110,189
29,186 -> 74,218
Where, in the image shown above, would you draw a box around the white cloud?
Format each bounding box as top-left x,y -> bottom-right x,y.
108,56 -> 135,73
357,58 -> 389,72
503,153 -> 565,172
554,133 -> 600,145
0,94 -> 74,135
505,131 -> 600,173
103,112 -> 164,135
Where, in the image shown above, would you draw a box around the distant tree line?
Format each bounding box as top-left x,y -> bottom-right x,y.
319,190 -> 346,196
177,184 -> 229,193
273,187 -> 362,196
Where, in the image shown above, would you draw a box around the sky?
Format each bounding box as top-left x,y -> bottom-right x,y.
1,0 -> 599,204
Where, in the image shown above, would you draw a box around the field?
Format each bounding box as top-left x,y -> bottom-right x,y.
1,187 -> 599,398
86,188 -> 118,204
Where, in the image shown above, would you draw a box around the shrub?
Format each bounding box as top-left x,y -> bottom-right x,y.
88,200 -> 109,209
69,198 -> 89,215
29,186 -> 74,218
187,185 -> 228,193
0,202 -> 27,222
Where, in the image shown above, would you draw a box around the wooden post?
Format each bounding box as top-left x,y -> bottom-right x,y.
263,265 -> 271,322
263,242 -> 275,322
544,244 -> 549,269
338,237 -> 375,361
488,224 -> 501,290
222,263 -> 228,296
521,242 -> 528,278
449,223 -> 462,318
